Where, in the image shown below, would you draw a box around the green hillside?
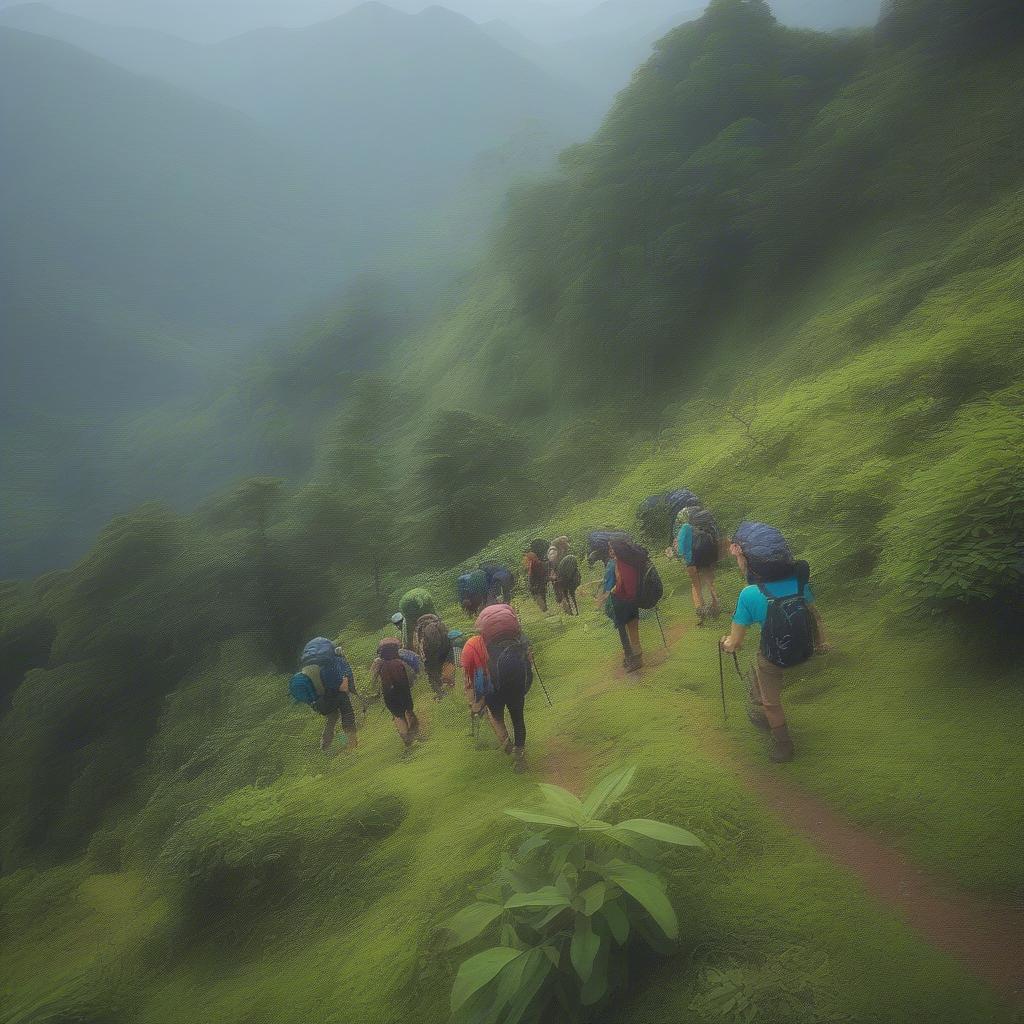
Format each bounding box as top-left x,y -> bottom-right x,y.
2,1 -> 1023,1021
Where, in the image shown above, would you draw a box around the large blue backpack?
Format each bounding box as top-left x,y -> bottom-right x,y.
734,522 -> 794,582
586,529 -> 633,565
481,562 -> 515,602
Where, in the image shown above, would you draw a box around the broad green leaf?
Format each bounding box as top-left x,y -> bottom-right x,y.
504,950 -> 553,1024
580,945 -> 609,1006
537,783 -> 585,817
505,886 -> 571,910
570,915 -> 601,983
451,947 -> 523,1013
517,833 -> 549,858
616,819 -> 706,848
493,950 -> 532,1008
536,903 -> 568,928
607,828 -> 660,859
602,899 -> 630,945
541,945 -> 560,968
578,882 -> 608,916
604,863 -> 678,940
581,765 -> 636,818
441,903 -> 504,949
580,819 -> 614,833
505,810 -> 578,829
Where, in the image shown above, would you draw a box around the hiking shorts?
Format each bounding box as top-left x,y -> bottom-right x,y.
383,682 -> 414,719
314,693 -> 355,729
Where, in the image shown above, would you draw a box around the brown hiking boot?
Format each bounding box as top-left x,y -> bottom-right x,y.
625,653 -> 643,673
512,748 -> 527,774
769,725 -> 795,763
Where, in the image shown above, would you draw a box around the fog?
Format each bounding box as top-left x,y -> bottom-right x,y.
0,0 -> 880,41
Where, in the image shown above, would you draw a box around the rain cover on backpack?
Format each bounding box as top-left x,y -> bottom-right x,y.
733,522 -> 794,580
475,604 -> 521,644
586,529 -> 633,564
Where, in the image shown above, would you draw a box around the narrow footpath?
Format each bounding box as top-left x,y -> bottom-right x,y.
539,614 -> 1024,1007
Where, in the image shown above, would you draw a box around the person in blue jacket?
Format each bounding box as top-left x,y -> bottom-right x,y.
666,506 -> 721,624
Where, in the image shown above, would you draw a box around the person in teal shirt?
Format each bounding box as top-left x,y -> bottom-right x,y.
665,507 -> 721,624
721,541 -> 831,764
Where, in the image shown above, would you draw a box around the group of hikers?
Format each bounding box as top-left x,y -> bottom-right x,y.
288,489 -> 830,770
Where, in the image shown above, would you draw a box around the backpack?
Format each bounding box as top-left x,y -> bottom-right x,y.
475,603 -> 521,645
688,508 -> 720,569
290,663 -> 341,715
759,581 -> 814,668
300,637 -> 336,667
377,640 -> 414,690
529,538 -> 549,560
487,634 -> 532,697
557,554 -> 581,592
613,540 -> 662,609
416,613 -> 451,665
665,489 -> 701,544
480,562 -> 514,602
586,529 -> 633,565
734,522 -> 794,582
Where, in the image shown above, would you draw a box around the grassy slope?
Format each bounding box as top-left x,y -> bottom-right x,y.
3,171 -> 1022,1022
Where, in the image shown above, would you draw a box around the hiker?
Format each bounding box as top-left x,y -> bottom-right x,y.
597,539 -> 643,671
639,489 -> 701,547
720,522 -> 831,764
458,563 -> 513,615
481,561 -> 515,604
371,637 -> 423,753
586,529 -> 633,566
413,611 -> 455,700
288,637 -> 358,753
470,603 -> 534,773
523,540 -> 550,613
666,505 -> 721,624
554,553 -> 582,615
396,588 -> 436,649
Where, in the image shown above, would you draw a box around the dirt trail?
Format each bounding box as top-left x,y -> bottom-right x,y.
703,729 -> 1024,1005
539,616 -> 1024,1006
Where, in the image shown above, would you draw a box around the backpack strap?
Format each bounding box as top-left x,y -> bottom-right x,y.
756,583 -> 774,603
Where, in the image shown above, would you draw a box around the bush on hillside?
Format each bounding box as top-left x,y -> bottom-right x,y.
160,784 -> 407,941
876,389 -> 1023,613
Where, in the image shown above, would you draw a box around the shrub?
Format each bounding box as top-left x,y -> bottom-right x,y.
438,767 -> 705,1023
875,388 -> 1024,613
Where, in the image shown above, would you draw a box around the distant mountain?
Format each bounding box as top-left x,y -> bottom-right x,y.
199,4 -> 601,215
0,26 -> 356,574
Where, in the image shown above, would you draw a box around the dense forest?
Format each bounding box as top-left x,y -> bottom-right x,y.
2,1 -> 1023,1022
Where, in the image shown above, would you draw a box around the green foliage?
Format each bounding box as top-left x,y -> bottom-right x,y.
439,767 -> 704,1022
876,387 -> 1024,612
160,785 -> 407,941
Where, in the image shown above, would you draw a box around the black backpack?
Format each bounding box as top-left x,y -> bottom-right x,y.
689,508 -> 720,569
759,582 -> 814,668
487,635 -> 532,695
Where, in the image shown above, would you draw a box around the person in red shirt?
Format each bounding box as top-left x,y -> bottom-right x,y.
596,541 -> 642,671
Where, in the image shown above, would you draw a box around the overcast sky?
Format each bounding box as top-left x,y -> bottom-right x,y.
0,0 -> 607,39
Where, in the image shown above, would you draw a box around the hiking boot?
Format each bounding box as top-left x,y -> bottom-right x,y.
502,738 -> 514,755
512,749 -> 527,774
625,653 -> 643,673
769,725 -> 795,763
695,606 -> 708,627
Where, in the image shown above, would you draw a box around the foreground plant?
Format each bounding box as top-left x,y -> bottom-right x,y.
439,766 -> 705,1023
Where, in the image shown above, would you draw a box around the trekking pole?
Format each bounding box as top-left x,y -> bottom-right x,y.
717,641 -> 729,722
655,608 -> 668,648
532,661 -> 554,707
